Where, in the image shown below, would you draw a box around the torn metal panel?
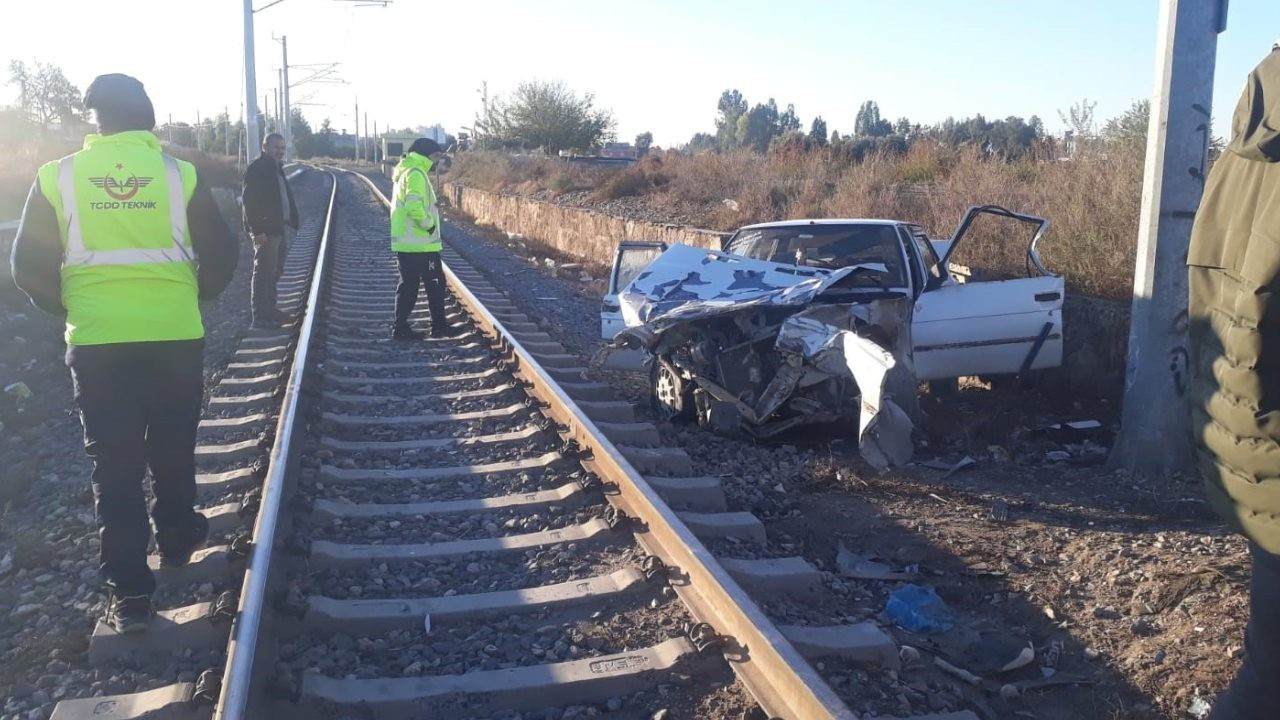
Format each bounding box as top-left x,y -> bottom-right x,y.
843,331 -> 914,469
775,301 -> 915,468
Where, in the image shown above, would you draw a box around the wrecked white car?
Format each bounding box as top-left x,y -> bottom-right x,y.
599,206 -> 1064,465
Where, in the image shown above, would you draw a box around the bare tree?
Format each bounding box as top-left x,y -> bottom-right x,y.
1058,98 -> 1098,139
7,60 -> 83,136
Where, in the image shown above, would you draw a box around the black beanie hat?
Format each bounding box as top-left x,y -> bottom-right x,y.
408,138 -> 441,156
84,74 -> 156,134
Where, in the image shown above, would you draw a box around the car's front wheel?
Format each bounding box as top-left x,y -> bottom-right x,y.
650,358 -> 693,423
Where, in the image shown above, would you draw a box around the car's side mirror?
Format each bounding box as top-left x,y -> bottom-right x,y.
924,269 -> 946,292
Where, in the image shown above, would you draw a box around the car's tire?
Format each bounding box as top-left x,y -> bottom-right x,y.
927,378 -> 959,398
983,372 -> 1043,391
650,358 -> 693,423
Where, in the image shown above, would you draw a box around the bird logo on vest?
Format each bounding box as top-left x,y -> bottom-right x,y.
89,171 -> 153,201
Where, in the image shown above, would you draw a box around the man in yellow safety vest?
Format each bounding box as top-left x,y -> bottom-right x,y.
390,138 -> 456,339
9,74 -> 239,633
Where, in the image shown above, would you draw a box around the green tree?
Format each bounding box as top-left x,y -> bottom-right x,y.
480,80 -> 615,155
1102,99 -> 1149,148
778,103 -> 801,134
715,89 -> 747,151
923,114 -> 1042,157
854,100 -> 892,137
204,111 -> 246,159
634,131 -> 653,155
314,117 -> 337,158
291,108 -> 323,158
736,98 -> 780,152
685,132 -> 717,153
808,116 -> 828,147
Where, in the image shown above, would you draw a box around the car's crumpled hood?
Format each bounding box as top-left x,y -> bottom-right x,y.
616,244 -> 867,337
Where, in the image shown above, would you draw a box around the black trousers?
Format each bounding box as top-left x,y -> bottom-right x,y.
251,232 -> 288,321
67,340 -> 204,597
394,251 -> 447,330
1210,543 -> 1280,719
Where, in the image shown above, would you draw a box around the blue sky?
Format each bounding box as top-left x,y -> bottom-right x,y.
0,0 -> 1273,147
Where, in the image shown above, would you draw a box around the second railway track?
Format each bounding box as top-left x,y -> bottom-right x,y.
51,167 -> 951,720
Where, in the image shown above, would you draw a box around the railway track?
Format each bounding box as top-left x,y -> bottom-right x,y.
47,168 -> 954,720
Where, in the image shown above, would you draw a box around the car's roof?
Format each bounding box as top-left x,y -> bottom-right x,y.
736,219 -> 909,231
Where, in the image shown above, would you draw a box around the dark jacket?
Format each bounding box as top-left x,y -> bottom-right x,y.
9,162 -> 238,316
241,155 -> 298,236
1188,47 -> 1280,552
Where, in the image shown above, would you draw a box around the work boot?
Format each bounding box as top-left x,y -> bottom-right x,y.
266,308 -> 291,324
431,324 -> 462,339
392,324 -> 424,341
158,513 -> 210,568
103,592 -> 153,634
251,316 -> 281,331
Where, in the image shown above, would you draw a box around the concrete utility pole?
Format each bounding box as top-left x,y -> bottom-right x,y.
196,110 -> 202,152
281,35 -> 292,160
363,112 -> 368,163
225,105 -> 231,157
1108,0 -> 1228,476
354,98 -> 360,161
243,0 -> 260,160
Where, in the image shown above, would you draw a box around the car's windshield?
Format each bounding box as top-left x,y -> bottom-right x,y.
724,224 -> 907,286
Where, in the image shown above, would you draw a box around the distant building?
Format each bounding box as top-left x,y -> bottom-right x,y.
600,142 -> 639,160
381,133 -> 420,164
416,125 -> 448,144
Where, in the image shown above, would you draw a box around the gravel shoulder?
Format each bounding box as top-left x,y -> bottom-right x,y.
434,192 -> 1248,720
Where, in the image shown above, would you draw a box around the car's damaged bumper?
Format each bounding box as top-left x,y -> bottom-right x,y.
614,244 -> 916,468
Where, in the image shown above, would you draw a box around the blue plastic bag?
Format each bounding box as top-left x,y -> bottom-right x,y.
885,584 -> 954,633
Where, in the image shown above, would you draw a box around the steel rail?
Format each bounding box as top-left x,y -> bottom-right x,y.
348,169 -> 854,720
215,168 -> 338,720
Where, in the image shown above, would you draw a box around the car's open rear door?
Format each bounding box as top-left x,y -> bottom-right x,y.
601,241 -> 667,340
601,241 -> 666,371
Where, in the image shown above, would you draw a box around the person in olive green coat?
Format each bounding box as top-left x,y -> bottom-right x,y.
1189,41 -> 1280,718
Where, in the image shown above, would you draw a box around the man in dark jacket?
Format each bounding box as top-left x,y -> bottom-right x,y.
9,74 -> 238,633
1189,42 -> 1280,718
241,132 -> 298,329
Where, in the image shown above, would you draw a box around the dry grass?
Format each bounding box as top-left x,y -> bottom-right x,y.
164,146 -> 242,189
446,144 -> 1144,299
591,167 -> 649,200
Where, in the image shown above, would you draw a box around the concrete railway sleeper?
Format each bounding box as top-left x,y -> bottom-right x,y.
50,168 -> 968,720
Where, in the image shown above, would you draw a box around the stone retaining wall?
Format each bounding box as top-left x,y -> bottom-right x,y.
442,182 -> 730,274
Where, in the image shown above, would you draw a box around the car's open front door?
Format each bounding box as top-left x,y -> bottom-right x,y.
911,206 -> 1064,381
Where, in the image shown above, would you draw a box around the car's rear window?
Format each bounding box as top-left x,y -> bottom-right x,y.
724,224 -> 907,286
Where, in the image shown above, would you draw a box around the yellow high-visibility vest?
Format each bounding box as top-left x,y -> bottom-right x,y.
390,151 -> 441,253
38,130 -> 202,345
